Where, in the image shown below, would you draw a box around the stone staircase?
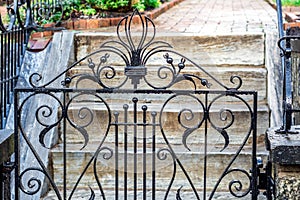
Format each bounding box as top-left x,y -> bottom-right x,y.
42,32 -> 270,199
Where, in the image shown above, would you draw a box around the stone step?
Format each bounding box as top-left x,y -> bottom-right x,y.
49,142 -> 268,196
42,189 -> 267,199
62,100 -> 268,147
75,32 -> 265,67
66,65 -> 267,101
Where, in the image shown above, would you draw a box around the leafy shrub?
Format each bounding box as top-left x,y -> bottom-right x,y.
133,0 -> 161,11
62,0 -> 161,19
273,0 -> 300,6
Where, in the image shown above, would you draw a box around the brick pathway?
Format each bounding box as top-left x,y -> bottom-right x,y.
1,0 -> 278,35
153,0 -> 278,34
95,0 -> 278,34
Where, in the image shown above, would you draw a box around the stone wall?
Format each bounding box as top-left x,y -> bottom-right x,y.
266,127 -> 300,199
276,165 -> 300,200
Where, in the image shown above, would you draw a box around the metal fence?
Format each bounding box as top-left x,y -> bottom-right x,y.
0,27 -> 26,129
1,0 -> 63,198
13,9 -> 266,200
0,0 -> 63,129
275,0 -> 300,133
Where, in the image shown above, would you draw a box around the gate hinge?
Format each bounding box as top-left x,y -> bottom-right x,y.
257,157 -> 275,199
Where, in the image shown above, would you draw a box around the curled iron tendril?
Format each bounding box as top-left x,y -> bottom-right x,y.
217,109 -> 234,151
36,102 -> 62,149
99,146 -> 114,160
93,147 -> 114,199
178,106 -> 204,151
230,75 -> 242,90
68,54 -> 121,89
208,106 -> 235,152
163,53 -> 212,89
227,169 -> 251,198
19,168 -> 44,195
67,106 -> 94,150
29,73 -> 43,88
157,148 -> 173,161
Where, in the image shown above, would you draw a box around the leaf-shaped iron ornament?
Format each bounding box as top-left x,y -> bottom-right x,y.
88,186 -> 95,200
176,186 -> 183,200
100,9 -> 173,89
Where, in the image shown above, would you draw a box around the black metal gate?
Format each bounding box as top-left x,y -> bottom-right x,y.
13,10 -> 267,200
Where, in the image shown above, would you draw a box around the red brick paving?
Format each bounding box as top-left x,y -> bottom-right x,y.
153,0 -> 277,34
86,0 -> 277,35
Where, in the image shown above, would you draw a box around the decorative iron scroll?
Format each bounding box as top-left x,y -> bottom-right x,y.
14,9 -> 259,200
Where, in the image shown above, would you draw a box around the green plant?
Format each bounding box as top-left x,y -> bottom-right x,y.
144,0 -> 161,9
133,1 -> 145,11
100,0 -> 130,10
82,8 -> 97,16
62,0 -> 82,19
85,0 -> 102,9
133,0 -> 161,11
61,0 -> 162,20
273,0 -> 300,6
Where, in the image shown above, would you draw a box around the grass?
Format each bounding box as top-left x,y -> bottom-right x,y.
273,0 -> 300,6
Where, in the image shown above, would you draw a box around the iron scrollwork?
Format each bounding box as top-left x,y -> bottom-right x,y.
14,9 -> 258,200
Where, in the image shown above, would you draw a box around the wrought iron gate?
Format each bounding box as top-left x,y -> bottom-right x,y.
13,10 -> 266,200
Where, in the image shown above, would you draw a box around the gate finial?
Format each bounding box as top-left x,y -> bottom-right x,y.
100,9 -> 172,89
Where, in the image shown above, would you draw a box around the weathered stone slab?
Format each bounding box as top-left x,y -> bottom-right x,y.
50,145 -> 268,193
61,100 -> 269,147
42,189 -> 268,200
276,166 -> 300,200
266,127 -> 300,165
75,32 -> 265,66
67,65 -> 267,101
0,129 -> 14,163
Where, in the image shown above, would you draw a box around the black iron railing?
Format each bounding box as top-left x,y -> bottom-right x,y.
0,0 -> 63,129
276,0 -> 300,133
0,27 -> 26,129
1,0 -> 63,198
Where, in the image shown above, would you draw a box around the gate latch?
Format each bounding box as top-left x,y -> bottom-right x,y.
256,157 -> 275,199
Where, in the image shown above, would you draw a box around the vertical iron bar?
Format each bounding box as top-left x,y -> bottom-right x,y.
133,97 -> 138,200
151,112 -> 156,200
21,29 -> 25,58
276,0 -> 292,132
276,0 -> 284,39
13,28 -> 17,89
276,0 -> 285,87
14,90 -> 19,200
203,93 -> 208,200
4,33 -> 7,121
252,92 -> 258,200
63,91 -> 67,200
123,105 -> 128,200
17,29 -> 21,70
114,112 -> 119,199
0,32 -> 3,128
142,105 -> 147,200
7,31 -> 11,106
284,37 -> 292,131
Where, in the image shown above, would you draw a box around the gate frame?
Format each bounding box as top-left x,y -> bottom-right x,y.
13,9 -> 264,200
